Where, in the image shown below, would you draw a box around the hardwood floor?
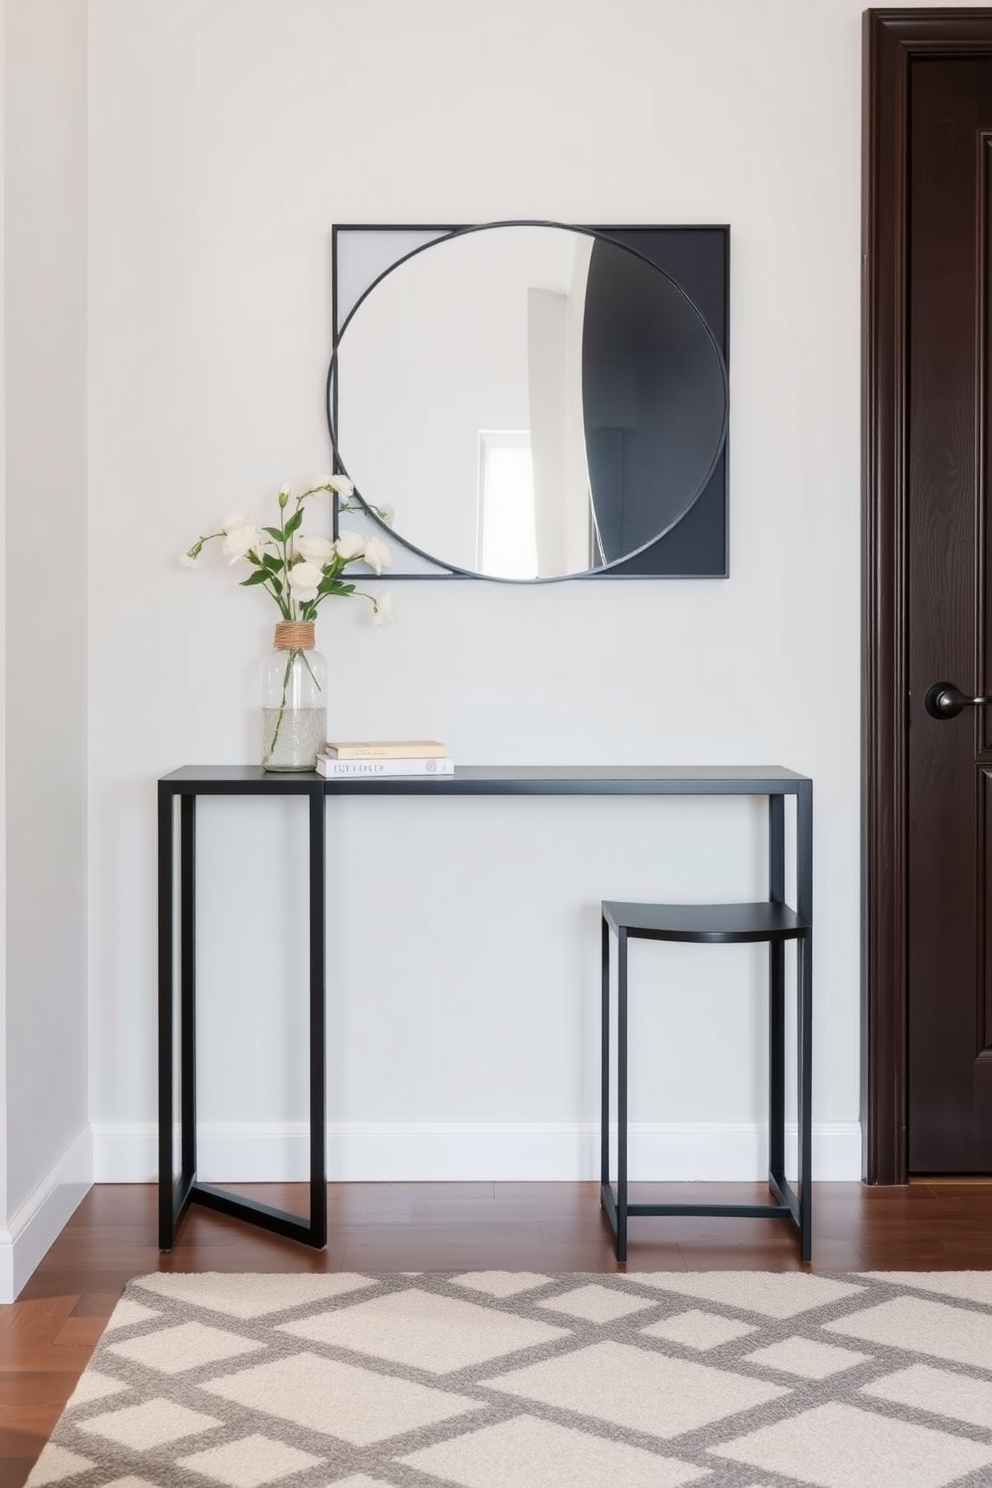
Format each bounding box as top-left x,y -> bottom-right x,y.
2,1178 -> 991,1486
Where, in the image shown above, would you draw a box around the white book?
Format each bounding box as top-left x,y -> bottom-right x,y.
315,755 -> 455,778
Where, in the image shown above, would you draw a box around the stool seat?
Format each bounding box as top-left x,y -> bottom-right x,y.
603,900 -> 809,944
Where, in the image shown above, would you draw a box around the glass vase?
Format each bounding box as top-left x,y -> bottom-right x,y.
260,621 -> 327,771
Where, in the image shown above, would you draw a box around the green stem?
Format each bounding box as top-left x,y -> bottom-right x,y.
290,492 -> 310,620
283,523 -> 294,618
299,649 -> 321,688
264,651 -> 295,761
262,573 -> 290,619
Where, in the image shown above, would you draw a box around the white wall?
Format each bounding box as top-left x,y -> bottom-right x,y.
86,0 -> 872,1187
0,0 -> 8,1235
2,0 -> 90,1296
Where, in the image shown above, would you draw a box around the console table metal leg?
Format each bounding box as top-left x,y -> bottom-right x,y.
179,796 -> 197,1192
797,779 -> 814,1262
158,784 -> 327,1251
767,794 -> 786,1183
796,780 -> 813,953
798,931 -> 813,1261
308,784 -> 327,1248
158,789 -> 197,1251
157,785 -> 175,1250
600,915 -> 610,1199
616,927 -> 629,1264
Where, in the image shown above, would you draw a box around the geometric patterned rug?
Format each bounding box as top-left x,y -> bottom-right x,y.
24,1270 -> 992,1488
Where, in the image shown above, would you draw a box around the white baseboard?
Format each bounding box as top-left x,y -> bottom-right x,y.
91,1120 -> 862,1184
0,1126 -> 92,1302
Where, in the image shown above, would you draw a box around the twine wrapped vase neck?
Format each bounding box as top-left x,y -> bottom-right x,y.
273,620 -> 315,651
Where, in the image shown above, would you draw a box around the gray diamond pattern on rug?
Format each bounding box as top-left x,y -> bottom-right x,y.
25,1271 -> 992,1487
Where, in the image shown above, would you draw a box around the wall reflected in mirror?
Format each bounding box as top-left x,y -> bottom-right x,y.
329,222 -> 729,580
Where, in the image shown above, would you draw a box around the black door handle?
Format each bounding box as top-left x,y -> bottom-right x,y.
924,681 -> 992,719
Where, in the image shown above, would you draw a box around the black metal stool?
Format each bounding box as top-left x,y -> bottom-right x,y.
600,899 -> 812,1262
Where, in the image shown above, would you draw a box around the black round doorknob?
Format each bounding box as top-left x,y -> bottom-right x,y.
924,681 -> 992,719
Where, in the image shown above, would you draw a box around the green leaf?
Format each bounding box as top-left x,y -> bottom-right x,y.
284,509 -> 303,536
269,575 -> 283,594
318,577 -> 356,596
260,551 -> 282,571
263,525 -> 285,543
239,570 -> 270,587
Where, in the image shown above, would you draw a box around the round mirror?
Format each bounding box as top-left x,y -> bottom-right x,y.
328,222 -> 729,581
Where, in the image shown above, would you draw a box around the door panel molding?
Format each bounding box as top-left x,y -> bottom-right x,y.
982,772 -> 992,1057
979,134 -> 992,762
862,9 -> 992,1183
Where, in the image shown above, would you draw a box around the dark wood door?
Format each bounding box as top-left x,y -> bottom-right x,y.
907,53 -> 992,1173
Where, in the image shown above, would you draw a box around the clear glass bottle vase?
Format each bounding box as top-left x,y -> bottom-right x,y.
260,621 -> 327,771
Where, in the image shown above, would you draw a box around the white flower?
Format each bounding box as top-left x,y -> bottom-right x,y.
296,534 -> 337,564
288,560 -> 322,603
363,534 -> 393,575
221,523 -> 263,563
335,530 -> 366,561
183,479 -> 404,633
371,591 -> 394,626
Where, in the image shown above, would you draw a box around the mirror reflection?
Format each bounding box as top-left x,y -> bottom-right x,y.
329,223 -> 728,581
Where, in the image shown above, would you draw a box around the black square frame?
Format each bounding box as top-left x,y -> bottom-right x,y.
329,222 -> 729,579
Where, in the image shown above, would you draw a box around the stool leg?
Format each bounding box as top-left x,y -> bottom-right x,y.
768,941 -> 785,1184
798,931 -> 813,1262
601,916 -> 610,1198
617,927 -> 629,1263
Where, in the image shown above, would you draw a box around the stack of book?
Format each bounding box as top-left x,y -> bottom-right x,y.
314,740 -> 454,778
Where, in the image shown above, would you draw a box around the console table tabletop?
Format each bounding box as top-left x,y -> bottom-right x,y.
161,763 -> 810,792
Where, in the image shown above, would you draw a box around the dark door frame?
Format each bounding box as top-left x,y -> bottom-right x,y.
863,8 -> 992,1182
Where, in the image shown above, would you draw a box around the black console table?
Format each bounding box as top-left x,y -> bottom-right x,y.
158,765 -> 812,1251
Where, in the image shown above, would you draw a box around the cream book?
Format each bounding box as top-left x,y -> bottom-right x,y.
325,739 -> 445,759
316,755 -> 454,778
